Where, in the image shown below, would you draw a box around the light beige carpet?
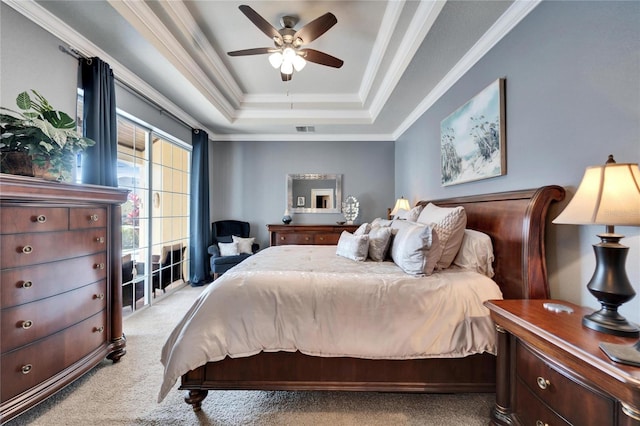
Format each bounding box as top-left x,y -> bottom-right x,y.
5,284 -> 495,426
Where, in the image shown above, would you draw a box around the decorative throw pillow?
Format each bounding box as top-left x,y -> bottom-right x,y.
336,231 -> 370,262
389,220 -> 441,275
394,205 -> 423,222
232,236 -> 255,255
368,226 -> 393,262
453,229 -> 495,277
353,223 -> 371,236
416,203 -> 467,269
218,242 -> 239,256
371,217 -> 393,228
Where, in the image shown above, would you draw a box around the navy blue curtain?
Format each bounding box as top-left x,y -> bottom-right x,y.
80,57 -> 118,187
189,129 -> 211,285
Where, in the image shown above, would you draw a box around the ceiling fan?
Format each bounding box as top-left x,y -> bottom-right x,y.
227,5 -> 344,82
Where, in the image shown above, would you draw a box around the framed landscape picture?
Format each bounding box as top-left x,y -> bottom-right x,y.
440,78 -> 506,186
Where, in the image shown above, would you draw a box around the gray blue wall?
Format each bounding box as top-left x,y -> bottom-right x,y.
395,1 -> 639,323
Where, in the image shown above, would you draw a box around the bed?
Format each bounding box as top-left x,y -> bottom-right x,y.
160,185 -> 565,411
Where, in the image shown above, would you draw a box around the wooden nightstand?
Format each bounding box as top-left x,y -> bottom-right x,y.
485,299 -> 640,426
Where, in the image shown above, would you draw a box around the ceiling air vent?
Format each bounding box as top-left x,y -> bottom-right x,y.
296,126 -> 315,133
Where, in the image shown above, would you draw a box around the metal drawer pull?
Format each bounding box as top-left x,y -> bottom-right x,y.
536,421 -> 549,426
22,245 -> 33,254
536,376 -> 550,390
304,236 -> 311,240
94,263 -> 105,270
89,214 -> 99,222
22,280 -> 33,289
95,237 -> 105,243
94,326 -> 105,333
94,293 -> 105,300
280,236 -> 285,240
36,215 -> 47,223
21,320 -> 33,329
21,364 -> 33,375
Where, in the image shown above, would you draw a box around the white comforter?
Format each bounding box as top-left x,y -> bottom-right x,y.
158,245 -> 502,401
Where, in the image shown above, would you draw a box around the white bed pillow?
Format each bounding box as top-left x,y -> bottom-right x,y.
389,220 -> 441,275
453,229 -> 495,277
371,217 -> 393,228
417,203 -> 467,269
218,242 -> 239,256
367,226 -> 393,262
232,236 -> 255,255
336,231 -> 370,262
353,223 -> 371,236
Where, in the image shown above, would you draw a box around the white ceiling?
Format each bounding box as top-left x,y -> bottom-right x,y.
8,0 -> 539,141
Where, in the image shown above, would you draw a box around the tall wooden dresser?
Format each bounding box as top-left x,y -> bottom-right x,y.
0,174 -> 129,423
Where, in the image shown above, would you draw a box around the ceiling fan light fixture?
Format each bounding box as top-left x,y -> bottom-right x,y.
280,60 -> 294,75
268,51 -> 283,68
293,55 -> 306,72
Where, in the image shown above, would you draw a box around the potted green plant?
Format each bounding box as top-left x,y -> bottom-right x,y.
0,90 -> 95,181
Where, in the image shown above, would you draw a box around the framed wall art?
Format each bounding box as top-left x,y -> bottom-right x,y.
440,78 -> 506,186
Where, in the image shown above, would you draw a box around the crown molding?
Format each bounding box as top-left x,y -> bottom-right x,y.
392,0 -> 542,140
210,133 -> 395,142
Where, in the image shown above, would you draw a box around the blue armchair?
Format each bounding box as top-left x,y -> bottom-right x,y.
208,220 -> 259,280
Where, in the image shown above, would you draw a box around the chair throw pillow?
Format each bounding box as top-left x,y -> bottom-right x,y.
232,235 -> 255,255
218,242 -> 240,256
336,231 -> 370,262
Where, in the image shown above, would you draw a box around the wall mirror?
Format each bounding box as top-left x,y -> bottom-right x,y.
287,174 -> 342,213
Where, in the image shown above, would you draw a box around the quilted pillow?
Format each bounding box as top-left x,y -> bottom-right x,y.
368,226 -> 393,262
232,236 -> 255,255
389,220 -> 441,275
417,203 -> 467,269
453,229 -> 495,277
336,231 -> 370,262
394,205 -> 423,222
218,242 -> 239,256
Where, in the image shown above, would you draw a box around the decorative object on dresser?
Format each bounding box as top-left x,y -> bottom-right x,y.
282,208 -> 292,224
342,195 -> 359,224
0,174 -> 128,424
268,223 -> 359,246
485,299 -> 640,426
553,155 -> 640,344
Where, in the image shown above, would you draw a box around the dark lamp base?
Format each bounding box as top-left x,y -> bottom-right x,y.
600,341 -> 640,367
583,311 -> 640,338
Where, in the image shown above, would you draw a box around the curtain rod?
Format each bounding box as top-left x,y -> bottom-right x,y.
59,45 -> 193,131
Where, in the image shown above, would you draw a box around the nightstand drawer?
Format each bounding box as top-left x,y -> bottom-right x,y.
515,379 -> 570,426
516,341 -> 615,425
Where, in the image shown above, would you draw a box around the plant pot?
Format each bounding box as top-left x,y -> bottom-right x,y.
0,151 -> 75,182
0,151 -> 35,177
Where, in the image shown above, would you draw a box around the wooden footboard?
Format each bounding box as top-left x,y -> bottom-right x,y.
179,185 -> 565,411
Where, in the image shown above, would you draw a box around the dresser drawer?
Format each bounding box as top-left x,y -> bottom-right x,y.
1,253 -> 107,308
0,229 -> 107,269
273,233 -> 315,245
69,207 -> 107,230
516,341 -> 615,425
0,310 -> 107,402
1,280 -> 107,353
0,207 -> 68,234
314,233 -> 341,245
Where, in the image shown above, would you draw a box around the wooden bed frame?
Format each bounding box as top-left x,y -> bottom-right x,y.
180,185 -> 565,411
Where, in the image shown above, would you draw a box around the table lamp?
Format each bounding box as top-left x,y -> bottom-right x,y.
553,155 -> 640,366
390,197 -> 411,217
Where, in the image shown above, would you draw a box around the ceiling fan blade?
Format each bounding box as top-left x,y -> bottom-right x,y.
227,47 -> 273,56
294,12 -> 337,44
281,72 -> 292,82
300,49 -> 344,68
239,5 -> 282,43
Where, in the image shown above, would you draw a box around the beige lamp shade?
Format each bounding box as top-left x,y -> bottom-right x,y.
390,197 -> 411,216
553,160 -> 640,226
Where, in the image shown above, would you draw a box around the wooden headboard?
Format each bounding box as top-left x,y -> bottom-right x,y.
417,185 -> 565,300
